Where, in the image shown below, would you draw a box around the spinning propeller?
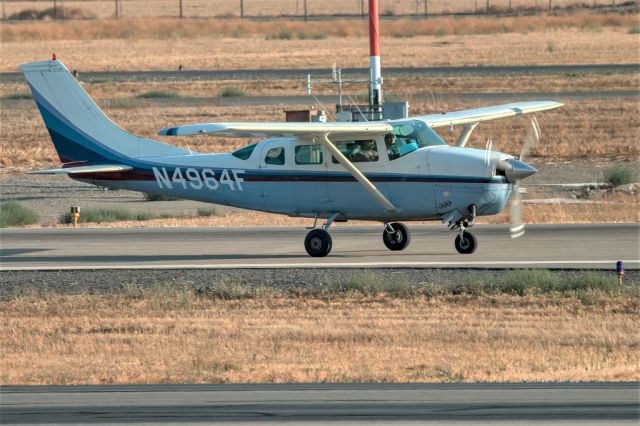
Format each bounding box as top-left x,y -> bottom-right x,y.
508,117 -> 540,238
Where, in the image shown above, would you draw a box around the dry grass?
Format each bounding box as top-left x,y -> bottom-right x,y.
2,0 -> 620,20
1,292 -> 638,384
4,12 -> 637,42
1,23 -> 637,71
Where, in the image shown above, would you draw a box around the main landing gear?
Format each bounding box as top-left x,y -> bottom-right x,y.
451,204 -> 478,254
304,215 -> 412,257
304,213 -> 340,257
382,222 -> 411,251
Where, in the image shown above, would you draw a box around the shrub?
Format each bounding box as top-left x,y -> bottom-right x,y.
603,165 -> 636,187
2,92 -> 31,100
220,86 -> 247,97
197,207 -> 220,217
0,202 -> 39,228
329,271 -> 417,298
59,208 -> 155,224
107,98 -> 139,109
196,281 -> 258,300
142,193 -> 179,201
266,30 -> 292,40
434,27 -> 448,37
9,7 -> 95,20
628,25 -> 640,34
136,90 -> 180,99
297,31 -> 327,40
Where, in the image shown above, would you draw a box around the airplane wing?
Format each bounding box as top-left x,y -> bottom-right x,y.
158,102 -> 561,138
158,121 -> 393,139
418,101 -> 563,128
28,164 -> 133,174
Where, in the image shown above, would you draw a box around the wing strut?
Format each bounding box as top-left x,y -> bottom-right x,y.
319,133 -> 396,212
455,122 -> 479,147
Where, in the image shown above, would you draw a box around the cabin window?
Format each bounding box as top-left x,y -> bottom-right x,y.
331,140 -> 378,163
295,144 -> 323,165
265,147 -> 285,165
387,119 -> 447,160
232,143 -> 258,160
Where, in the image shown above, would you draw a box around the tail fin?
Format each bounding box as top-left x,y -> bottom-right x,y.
20,59 -> 186,165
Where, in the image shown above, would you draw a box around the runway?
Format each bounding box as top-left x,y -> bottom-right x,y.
1,383 -> 637,424
1,223 -> 638,270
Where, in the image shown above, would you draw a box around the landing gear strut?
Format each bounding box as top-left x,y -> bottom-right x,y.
382,222 -> 411,251
304,213 -> 340,257
451,204 -> 478,254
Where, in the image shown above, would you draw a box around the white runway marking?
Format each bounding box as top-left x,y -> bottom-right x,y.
2,259 -> 638,271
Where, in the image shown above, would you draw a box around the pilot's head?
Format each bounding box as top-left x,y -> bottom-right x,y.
361,140 -> 375,150
385,133 -> 396,146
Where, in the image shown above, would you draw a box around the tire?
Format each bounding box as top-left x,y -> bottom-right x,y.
454,231 -> 477,254
382,222 -> 411,251
304,229 -> 333,257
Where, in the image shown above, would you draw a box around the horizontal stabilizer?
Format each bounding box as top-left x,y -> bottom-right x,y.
28,164 -> 133,175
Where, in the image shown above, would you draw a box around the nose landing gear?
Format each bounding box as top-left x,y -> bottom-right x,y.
451,204 -> 478,254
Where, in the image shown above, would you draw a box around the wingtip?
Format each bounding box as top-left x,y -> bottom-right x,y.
158,127 -> 177,136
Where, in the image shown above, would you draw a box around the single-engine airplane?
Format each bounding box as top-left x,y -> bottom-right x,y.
21,58 -> 561,257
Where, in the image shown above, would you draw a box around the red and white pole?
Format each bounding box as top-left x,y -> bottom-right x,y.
369,0 -> 383,119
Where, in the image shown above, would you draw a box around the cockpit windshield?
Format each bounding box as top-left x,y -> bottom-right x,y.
231,142 -> 258,160
387,119 -> 447,160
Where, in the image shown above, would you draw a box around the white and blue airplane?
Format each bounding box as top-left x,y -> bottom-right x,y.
21,58 -> 561,257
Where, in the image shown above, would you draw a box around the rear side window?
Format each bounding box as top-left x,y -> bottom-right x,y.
265,147 -> 285,165
295,145 -> 323,165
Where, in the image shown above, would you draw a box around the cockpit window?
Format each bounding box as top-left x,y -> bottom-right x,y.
331,140 -> 378,163
232,143 -> 258,160
387,120 -> 447,160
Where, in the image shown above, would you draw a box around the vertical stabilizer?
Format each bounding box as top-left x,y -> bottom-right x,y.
20,59 -> 186,164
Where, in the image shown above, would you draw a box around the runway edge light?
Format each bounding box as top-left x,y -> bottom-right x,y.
616,261 -> 624,285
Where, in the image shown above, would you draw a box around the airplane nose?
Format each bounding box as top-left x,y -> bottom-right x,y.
496,158 -> 537,182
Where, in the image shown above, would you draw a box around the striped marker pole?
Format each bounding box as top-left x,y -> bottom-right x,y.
369,0 -> 383,120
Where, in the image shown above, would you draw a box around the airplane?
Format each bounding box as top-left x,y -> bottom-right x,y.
20,58 -> 561,257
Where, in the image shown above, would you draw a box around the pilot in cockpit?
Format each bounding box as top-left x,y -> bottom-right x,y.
385,133 -> 400,160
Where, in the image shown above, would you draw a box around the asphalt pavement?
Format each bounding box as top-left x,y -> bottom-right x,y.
1,223 -> 638,270
1,382 -> 638,424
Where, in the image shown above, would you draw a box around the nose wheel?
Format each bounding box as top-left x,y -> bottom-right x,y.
382,222 -> 411,251
450,204 -> 478,254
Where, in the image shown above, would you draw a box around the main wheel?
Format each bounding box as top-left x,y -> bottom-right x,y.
454,231 -> 477,254
304,229 -> 333,257
382,223 -> 411,251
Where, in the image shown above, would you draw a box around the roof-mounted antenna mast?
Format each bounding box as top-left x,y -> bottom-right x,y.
369,0 -> 383,120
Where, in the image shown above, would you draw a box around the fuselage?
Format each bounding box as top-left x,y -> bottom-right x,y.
78,137 -> 513,223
